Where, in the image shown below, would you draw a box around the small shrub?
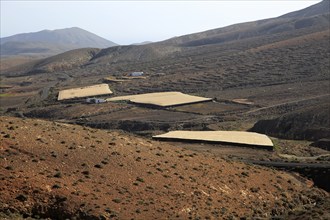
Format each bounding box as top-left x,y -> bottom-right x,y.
54,172 -> 62,178
241,172 -> 249,177
250,187 -> 260,193
5,166 -> 13,170
82,170 -> 90,175
52,184 -> 61,189
16,194 -> 28,202
112,198 -> 121,203
94,164 -> 103,169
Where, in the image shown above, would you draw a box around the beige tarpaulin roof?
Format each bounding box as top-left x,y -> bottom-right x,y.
106,92 -> 212,107
153,130 -> 274,148
58,84 -> 112,101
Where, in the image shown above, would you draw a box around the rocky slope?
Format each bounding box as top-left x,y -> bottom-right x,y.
250,102 -> 330,141
1,116 -> 329,219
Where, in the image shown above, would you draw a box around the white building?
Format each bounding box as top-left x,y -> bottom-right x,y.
86,98 -> 106,104
130,72 -> 144,77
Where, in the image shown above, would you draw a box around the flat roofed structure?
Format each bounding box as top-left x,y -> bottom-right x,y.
58,84 -> 112,101
106,92 -> 212,107
153,131 -> 273,148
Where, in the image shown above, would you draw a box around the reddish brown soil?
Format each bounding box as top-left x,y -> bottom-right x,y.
1,4 -> 329,218
1,116 -> 329,219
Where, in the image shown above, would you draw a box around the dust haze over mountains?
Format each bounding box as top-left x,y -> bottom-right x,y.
0,1 -> 330,219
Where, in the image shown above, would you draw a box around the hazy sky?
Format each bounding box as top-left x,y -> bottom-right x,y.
1,1 -> 321,45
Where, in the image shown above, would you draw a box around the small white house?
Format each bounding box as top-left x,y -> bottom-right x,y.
130,72 -> 144,77
86,98 -> 106,104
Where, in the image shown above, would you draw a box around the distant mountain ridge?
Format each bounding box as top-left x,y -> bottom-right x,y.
159,0 -> 329,48
280,0 -> 329,18
2,0 -> 329,75
0,27 -> 117,57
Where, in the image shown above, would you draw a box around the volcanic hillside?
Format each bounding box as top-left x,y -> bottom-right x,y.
1,2 -> 330,219
1,116 -> 329,219
0,27 -> 117,57
1,1 -> 329,142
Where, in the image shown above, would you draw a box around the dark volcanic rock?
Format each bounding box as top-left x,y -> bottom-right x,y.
310,139 -> 330,151
250,103 -> 330,141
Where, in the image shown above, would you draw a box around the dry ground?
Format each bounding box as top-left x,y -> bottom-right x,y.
1,116 -> 329,219
1,7 -> 329,219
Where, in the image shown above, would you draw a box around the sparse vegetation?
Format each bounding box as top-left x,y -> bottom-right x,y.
1,2 -> 330,219
94,164 -> 103,169
136,177 -> 144,183
54,172 -> 62,178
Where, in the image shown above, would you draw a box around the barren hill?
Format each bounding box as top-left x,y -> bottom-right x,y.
0,27 -> 117,57
280,0 -> 330,18
161,0 -> 330,48
1,1 -> 329,144
1,2 -> 330,218
1,116 -> 329,219
4,48 -> 101,76
4,1 -> 328,74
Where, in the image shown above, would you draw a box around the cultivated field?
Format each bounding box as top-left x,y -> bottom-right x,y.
1,2 -> 329,218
